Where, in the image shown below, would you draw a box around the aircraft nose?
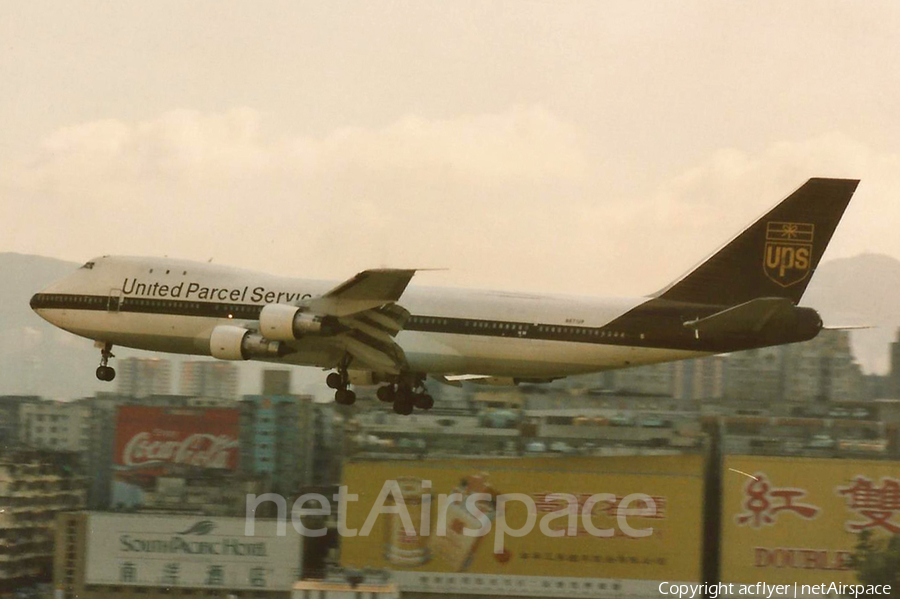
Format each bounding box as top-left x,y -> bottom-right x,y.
29,290 -> 56,325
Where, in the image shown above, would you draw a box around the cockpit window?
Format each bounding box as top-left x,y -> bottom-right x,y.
80,261 -> 95,270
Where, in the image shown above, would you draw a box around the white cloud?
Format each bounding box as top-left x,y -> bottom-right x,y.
589,133 -> 900,294
0,106 -> 589,280
10,105 -> 585,193
2,108 -> 899,299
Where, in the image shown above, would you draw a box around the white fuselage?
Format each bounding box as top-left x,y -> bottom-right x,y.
32,256 -> 706,379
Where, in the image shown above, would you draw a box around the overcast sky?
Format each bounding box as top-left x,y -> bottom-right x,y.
3,1 -> 900,298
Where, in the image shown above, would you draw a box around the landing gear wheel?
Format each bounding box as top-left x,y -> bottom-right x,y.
96,342 -> 116,382
414,393 -> 434,410
376,385 -> 395,403
393,398 -> 414,415
96,366 -> 116,381
335,389 -> 357,406
326,372 -> 343,389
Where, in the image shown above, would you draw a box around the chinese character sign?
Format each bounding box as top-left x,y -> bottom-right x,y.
836,475 -> 900,534
721,455 -> 900,586
735,473 -> 820,527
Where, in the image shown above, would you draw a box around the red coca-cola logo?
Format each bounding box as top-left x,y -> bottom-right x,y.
114,406 -> 240,472
122,432 -> 238,469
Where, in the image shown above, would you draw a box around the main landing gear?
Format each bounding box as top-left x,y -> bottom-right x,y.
326,363 -> 356,406
95,343 -> 116,382
376,379 -> 434,415
323,360 -> 433,415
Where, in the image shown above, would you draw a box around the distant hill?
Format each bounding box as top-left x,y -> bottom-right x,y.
1,252 -> 897,399
801,253 -> 900,374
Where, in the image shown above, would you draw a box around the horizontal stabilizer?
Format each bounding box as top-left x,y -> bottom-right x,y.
683,297 -> 796,338
431,375 -> 466,387
441,374 -> 512,385
822,324 -> 874,330
436,374 -> 557,386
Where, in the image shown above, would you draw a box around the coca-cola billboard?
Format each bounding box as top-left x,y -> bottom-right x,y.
114,406 -> 240,474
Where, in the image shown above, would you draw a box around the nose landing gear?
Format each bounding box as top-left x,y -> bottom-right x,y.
95,343 -> 116,382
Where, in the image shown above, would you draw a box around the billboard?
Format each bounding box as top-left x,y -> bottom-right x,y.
721,455 -> 900,586
339,454 -> 704,583
114,405 -> 240,472
112,406 -> 240,508
85,514 -> 300,590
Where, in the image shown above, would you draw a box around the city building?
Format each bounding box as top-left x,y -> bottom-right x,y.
1,449 -> 86,593
673,355 -> 725,407
115,357 -> 172,398
77,394 -> 120,510
723,346 -> 784,406
179,359 -> 239,400
723,330 -> 865,409
263,369 -> 292,395
889,328 -> 900,398
781,329 -> 865,404
240,392 -> 318,495
237,369 -> 344,491
309,402 -> 344,487
18,399 -> 91,454
610,361 -> 674,397
139,469 -> 268,516
0,394 -> 39,447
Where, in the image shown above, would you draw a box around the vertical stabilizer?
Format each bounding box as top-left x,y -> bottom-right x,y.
656,178 -> 859,307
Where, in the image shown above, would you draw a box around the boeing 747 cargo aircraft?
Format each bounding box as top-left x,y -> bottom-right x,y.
31,178 -> 859,414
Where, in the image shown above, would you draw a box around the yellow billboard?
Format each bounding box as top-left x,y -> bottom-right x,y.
721,455 -> 900,585
339,454 -> 704,582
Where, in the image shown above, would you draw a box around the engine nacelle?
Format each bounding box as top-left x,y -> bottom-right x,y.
209,325 -> 283,360
259,304 -> 325,341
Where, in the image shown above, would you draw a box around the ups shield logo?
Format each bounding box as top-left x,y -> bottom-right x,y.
764,222 -> 814,287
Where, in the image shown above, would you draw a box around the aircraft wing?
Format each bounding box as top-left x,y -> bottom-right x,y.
308,268 -> 417,317
305,269 -> 416,373
683,297 -> 796,338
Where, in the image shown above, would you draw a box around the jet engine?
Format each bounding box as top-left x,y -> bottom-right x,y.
209,325 -> 283,360
259,304 -> 330,341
